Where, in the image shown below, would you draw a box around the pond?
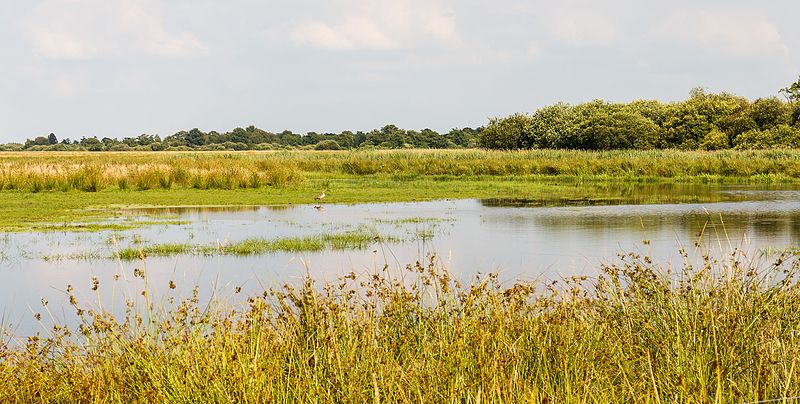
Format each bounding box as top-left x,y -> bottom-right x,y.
2,184 -> 800,336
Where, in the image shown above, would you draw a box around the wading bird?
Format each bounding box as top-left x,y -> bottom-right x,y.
315,191 -> 326,201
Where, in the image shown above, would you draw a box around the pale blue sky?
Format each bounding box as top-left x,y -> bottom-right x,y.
1,0 -> 798,142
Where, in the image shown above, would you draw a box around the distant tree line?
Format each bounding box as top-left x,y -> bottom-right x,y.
479,78 -> 800,151
5,77 -> 800,152
3,125 -> 482,152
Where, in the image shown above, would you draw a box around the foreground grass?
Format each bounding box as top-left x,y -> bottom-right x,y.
2,149 -> 800,231
1,251 -> 799,402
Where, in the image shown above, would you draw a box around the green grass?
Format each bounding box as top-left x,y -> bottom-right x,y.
114,231 -> 396,259
1,149 -> 800,231
372,216 -> 456,225
1,251 -> 799,402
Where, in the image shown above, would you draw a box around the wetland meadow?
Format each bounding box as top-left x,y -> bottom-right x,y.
1,149 -> 800,401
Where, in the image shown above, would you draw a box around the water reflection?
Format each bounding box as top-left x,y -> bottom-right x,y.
2,185 -> 800,336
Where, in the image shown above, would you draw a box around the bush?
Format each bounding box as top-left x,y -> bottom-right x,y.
700,128 -> 730,150
478,114 -> 534,150
314,140 -> 342,150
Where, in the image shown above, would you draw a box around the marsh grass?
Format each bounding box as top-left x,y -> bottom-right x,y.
0,152 -> 306,192
1,250 -> 799,402
372,216 -> 456,225
2,149 -> 800,194
114,231 -> 397,260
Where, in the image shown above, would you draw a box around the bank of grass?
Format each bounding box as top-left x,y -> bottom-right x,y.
115,231 -> 395,260
2,149 -> 800,193
1,251 -> 799,402
2,149 -> 800,231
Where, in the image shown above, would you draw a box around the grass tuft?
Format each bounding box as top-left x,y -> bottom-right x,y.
1,251 -> 799,401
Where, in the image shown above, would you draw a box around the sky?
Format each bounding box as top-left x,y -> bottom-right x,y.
0,0 -> 798,143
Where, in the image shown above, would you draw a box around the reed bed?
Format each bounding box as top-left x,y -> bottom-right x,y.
1,250 -> 799,402
0,153 -> 305,192
1,149 -> 800,193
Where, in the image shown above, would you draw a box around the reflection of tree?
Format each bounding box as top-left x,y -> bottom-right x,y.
790,220 -> 800,244
479,204 -> 800,248
480,183 -> 785,209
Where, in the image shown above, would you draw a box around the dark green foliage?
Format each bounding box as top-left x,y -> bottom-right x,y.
749,97 -> 790,129
478,114 -> 533,150
20,125 -> 480,152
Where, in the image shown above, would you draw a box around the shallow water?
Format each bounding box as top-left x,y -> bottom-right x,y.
2,185 -> 800,336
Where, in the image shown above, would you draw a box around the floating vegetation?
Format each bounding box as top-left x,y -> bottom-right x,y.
114,231 -> 401,260
371,216 -> 456,225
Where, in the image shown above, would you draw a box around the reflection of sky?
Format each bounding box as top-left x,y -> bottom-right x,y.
2,190 -> 800,337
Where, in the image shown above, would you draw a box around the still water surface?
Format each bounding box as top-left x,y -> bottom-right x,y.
2,185 -> 800,335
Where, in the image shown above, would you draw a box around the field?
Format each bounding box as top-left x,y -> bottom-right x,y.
2,149 -> 800,231
2,149 -> 800,402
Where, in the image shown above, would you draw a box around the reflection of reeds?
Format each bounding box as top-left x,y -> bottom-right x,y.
2,251 -> 799,401
1,149 -> 800,192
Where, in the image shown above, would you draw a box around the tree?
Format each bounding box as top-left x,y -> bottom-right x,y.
186,128 -> 206,146
700,128 -> 730,150
526,103 -> 577,148
662,90 -> 747,148
780,76 -> 800,101
478,114 -> 534,150
47,133 -> 58,145
748,97 -> 789,130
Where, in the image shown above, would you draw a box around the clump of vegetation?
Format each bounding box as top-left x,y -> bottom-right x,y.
115,231 -> 395,259
1,250 -> 799,402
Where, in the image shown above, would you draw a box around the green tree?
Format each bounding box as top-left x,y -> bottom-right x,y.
748,97 -> 789,130
47,133 -> 58,145
526,103 -> 576,149
662,90 -> 747,149
780,75 -> 800,101
699,128 -> 730,150
478,114 -> 534,150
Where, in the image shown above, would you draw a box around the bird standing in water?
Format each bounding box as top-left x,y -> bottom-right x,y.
315,191 -> 326,202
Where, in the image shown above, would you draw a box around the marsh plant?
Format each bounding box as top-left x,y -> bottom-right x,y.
0,153 -> 305,192
1,248 -> 799,402
3,149 -> 800,194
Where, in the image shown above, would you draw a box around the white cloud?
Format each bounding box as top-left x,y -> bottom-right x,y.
25,0 -> 206,60
512,0 -> 620,48
658,10 -> 788,56
289,0 -> 461,51
550,11 -> 618,47
51,73 -> 84,97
